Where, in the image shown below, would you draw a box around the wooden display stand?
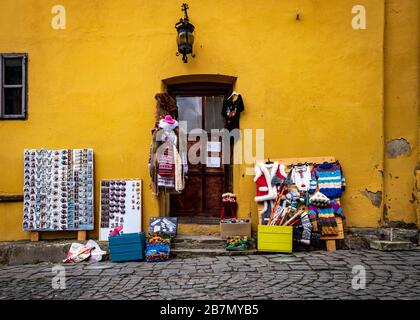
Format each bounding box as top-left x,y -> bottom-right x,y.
30,230 -> 87,242
255,156 -> 344,252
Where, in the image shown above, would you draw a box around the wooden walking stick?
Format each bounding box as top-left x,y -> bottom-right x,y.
268,170 -> 293,225
279,206 -> 291,226
268,184 -> 287,224
284,208 -> 306,226
270,204 -> 288,226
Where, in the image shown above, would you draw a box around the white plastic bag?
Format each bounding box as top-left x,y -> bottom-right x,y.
63,243 -> 92,263
87,240 -> 106,263
63,240 -> 106,263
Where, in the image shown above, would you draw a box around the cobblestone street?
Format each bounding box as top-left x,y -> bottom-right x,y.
0,249 -> 419,300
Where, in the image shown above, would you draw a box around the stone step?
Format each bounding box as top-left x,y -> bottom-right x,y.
370,240 -> 416,251
171,248 -> 258,259
173,235 -> 225,249
177,223 -> 220,236
172,242 -> 225,249
0,240 -> 110,265
174,235 -> 255,242
171,235 -> 256,257
173,235 -> 255,248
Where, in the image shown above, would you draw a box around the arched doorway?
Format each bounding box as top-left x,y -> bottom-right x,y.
163,75 -> 237,224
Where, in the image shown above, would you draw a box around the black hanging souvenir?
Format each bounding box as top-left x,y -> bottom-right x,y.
221,93 -> 245,131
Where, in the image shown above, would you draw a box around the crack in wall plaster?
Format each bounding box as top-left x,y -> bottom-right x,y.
361,189 -> 382,208
386,138 -> 411,158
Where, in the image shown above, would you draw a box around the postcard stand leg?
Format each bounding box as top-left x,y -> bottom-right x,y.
30,231 -> 39,242
77,231 -> 87,241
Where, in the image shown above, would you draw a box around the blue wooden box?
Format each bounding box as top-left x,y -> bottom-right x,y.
109,232 -> 146,262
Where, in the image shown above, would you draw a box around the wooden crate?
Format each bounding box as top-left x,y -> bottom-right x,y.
220,222 -> 252,239
257,225 -> 293,253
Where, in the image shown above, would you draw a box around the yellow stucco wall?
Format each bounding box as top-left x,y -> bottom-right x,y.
383,0 -> 419,227
0,0 -> 417,241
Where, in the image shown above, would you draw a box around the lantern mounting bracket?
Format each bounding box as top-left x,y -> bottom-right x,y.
181,3 -> 189,20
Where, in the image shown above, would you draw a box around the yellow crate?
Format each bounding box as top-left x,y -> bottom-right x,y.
257,225 -> 293,253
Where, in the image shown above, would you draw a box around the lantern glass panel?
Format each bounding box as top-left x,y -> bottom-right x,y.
177,30 -> 194,54
177,31 -> 187,46
187,31 -> 194,46
177,30 -> 194,45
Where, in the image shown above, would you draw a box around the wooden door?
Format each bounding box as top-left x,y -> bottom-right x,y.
170,94 -> 232,222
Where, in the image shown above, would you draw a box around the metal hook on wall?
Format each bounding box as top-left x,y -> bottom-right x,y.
296,8 -> 301,21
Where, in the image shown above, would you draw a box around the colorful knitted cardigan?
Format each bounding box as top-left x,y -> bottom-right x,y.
309,201 -> 344,236
309,162 -> 346,198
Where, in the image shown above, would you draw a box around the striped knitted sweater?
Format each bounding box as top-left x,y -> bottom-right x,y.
309,162 -> 346,198
309,201 -> 344,236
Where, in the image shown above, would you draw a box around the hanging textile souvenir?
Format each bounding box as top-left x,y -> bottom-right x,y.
309,161 -> 346,199
221,93 -> 245,131
157,145 -> 176,189
308,200 -> 344,236
291,164 -> 311,192
149,114 -> 188,195
254,162 -> 287,202
291,163 -> 312,206
254,161 -> 287,225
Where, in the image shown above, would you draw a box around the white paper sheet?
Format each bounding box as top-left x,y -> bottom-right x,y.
207,141 -> 221,153
206,156 -> 221,168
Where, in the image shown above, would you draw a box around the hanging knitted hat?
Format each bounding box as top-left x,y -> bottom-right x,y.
309,191 -> 330,207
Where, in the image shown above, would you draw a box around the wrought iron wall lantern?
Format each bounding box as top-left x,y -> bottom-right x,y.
175,3 -> 195,63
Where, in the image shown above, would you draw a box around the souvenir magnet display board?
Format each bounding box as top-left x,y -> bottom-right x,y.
148,217 -> 178,235
23,149 -> 94,231
99,179 -> 142,241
